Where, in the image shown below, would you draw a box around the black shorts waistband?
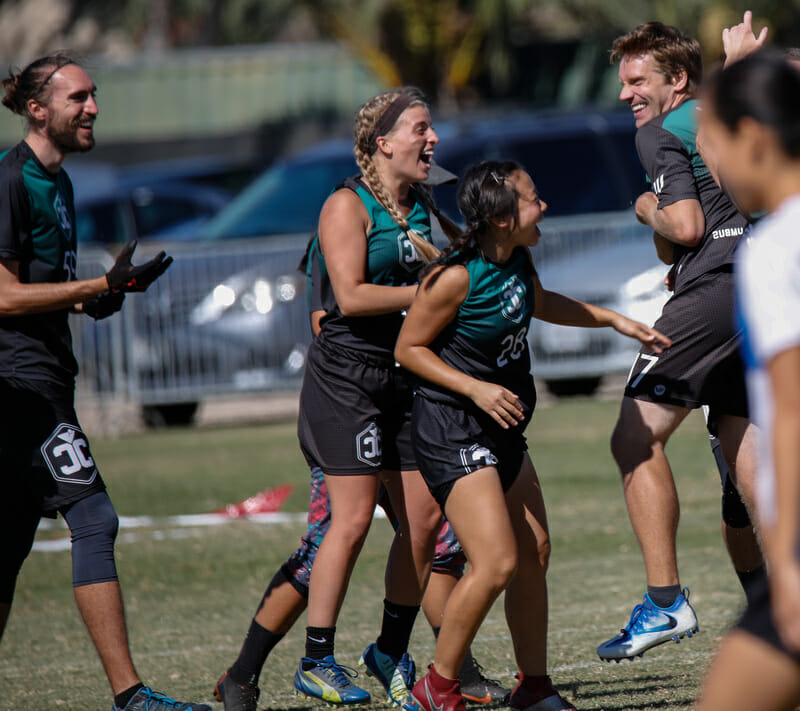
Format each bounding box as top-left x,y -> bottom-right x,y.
314,335 -> 397,369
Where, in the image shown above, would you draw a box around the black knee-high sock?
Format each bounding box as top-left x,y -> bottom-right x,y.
305,625 -> 335,663
376,599 -> 420,659
737,564 -> 767,607
229,620 -> 285,686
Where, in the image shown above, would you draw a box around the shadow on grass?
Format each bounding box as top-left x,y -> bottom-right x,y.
564,674 -> 696,710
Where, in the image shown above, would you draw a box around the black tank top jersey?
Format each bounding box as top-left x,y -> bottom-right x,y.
635,100 -> 747,292
317,178 -> 432,359
416,246 -> 536,416
0,142 -> 79,383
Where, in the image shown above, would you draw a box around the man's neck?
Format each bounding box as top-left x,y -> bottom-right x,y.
24,132 -> 65,174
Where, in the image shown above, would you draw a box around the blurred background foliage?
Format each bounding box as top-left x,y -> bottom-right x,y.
1,0 -> 797,106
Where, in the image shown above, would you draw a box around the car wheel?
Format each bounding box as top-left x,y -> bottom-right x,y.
544,377 -> 602,398
142,402 -> 199,428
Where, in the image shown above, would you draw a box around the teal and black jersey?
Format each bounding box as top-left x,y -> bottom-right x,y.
0,141 -> 79,383
318,177 -> 432,359
635,100 -> 747,293
416,246 -> 536,416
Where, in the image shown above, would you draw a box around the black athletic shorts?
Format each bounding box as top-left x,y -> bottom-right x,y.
624,270 -> 748,417
297,339 -> 415,475
736,567 -> 800,664
0,377 -> 106,518
412,394 -> 530,509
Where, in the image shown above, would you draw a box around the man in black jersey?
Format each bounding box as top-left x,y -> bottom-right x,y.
596,23 -> 762,662
0,54 -> 207,711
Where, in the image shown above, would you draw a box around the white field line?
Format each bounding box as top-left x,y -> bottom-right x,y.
33,507 -> 387,552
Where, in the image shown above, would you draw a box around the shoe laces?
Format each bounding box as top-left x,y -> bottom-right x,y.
467,660 -> 502,686
396,653 -> 416,687
317,659 -> 360,688
621,602 -> 646,633
136,687 -> 191,710
624,598 -> 671,635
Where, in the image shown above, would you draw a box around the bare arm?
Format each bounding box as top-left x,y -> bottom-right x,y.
653,231 -> 676,265
723,10 -> 768,68
319,189 -> 417,317
533,272 -> 671,352
394,265 -> 524,429
0,258 -> 108,317
635,192 -> 705,248
765,346 -> 800,652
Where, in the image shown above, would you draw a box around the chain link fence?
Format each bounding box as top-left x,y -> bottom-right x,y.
73,211 -> 664,430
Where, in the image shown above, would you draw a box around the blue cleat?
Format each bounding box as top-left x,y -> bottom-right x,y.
597,588 -> 699,661
112,686 -> 212,711
359,642 -> 416,707
294,656 -> 371,705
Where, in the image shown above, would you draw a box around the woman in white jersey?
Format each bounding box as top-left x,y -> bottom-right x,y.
697,50 -> 800,711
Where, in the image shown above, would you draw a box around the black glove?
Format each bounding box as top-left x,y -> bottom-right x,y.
106,240 -> 173,292
83,291 -> 126,320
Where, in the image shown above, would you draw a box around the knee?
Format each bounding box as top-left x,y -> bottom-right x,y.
474,548 -> 518,593
330,511 -> 373,549
610,420 -> 635,469
610,419 -> 658,474
64,492 -> 119,587
722,477 -> 752,529
536,536 -> 552,572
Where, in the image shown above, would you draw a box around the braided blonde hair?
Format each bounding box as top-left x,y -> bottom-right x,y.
354,88 -> 443,263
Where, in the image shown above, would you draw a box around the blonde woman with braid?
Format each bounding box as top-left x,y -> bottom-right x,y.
291,88 -> 446,707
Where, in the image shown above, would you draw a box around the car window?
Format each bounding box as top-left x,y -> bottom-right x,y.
75,200 -> 132,244
131,188 -> 214,236
201,156 -> 357,240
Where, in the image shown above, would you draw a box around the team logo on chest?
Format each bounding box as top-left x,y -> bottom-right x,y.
500,275 -> 527,323
53,190 -> 72,238
397,231 -> 425,272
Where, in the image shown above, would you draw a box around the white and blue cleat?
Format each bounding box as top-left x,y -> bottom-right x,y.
597,588 -> 699,661
294,656 -> 371,706
359,642 -> 416,708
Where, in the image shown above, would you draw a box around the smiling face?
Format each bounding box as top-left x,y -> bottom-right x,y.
506,169 -> 547,248
36,64 -> 98,155
378,104 -> 439,184
618,53 -> 686,128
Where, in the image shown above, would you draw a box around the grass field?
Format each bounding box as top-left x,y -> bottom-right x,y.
1,397 -> 748,710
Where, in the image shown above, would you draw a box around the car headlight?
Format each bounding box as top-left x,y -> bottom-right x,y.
621,265 -> 668,301
190,274 -> 301,325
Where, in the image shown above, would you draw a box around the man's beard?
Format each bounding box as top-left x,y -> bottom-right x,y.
46,117 -> 94,154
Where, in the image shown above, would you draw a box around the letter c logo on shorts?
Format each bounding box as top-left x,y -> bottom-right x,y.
41,424 -> 98,485
356,422 -> 383,467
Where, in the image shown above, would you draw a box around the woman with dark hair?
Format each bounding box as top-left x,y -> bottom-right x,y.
395,160 -> 670,711
696,50 -> 800,711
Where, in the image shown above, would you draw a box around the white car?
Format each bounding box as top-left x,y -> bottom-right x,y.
529,228 -> 670,396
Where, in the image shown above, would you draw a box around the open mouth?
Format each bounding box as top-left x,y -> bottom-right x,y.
631,103 -> 647,118
420,148 -> 433,169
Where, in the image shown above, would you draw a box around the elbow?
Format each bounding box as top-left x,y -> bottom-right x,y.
394,343 -> 408,368
337,301 -> 361,317
675,226 -> 704,248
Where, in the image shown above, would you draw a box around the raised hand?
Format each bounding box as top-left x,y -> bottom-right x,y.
106,240 -> 173,292
723,10 -> 768,67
